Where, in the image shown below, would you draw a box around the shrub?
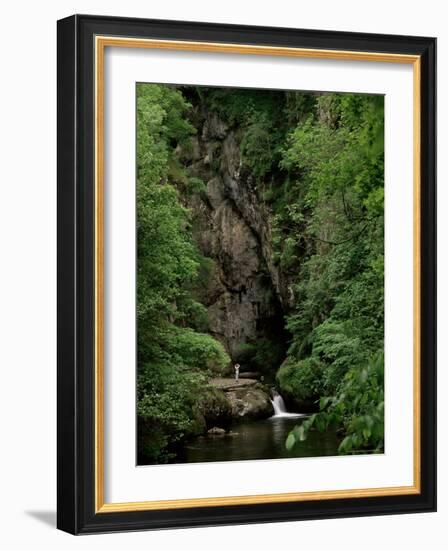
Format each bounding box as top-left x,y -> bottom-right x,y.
168,328 -> 230,373
276,357 -> 324,410
286,352 -> 384,454
137,362 -> 206,463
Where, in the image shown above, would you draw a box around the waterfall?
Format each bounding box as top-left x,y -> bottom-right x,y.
270,390 -> 303,418
272,391 -> 288,415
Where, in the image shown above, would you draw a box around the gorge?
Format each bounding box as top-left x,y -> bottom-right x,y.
136,84 -> 385,464
180,93 -> 292,369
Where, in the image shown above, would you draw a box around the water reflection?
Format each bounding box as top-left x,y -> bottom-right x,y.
176,416 -> 340,464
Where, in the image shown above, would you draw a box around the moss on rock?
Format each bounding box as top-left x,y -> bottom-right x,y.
275,357 -> 324,412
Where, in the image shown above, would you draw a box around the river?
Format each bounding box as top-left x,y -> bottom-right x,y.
176,394 -> 340,464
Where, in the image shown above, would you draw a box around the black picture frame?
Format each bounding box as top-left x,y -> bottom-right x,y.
57,14 -> 436,534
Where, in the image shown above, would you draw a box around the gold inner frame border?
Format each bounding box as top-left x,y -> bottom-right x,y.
94,35 -> 421,513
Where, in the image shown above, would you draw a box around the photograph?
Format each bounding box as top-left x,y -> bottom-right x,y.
55,13 -> 436,533
136,83 -> 385,466
0,0 -> 443,545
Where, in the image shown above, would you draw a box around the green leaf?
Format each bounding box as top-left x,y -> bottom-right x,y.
320,397 -> 331,410
285,433 -> 296,451
314,414 -> 326,432
297,425 -> 306,442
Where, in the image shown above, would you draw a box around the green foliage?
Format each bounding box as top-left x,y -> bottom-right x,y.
286,353 -> 384,454
137,83 -> 195,187
136,84 -> 230,463
137,362 -> 206,463
253,338 -> 285,374
186,176 -> 207,195
276,93 -> 384,453
137,84 -> 199,343
234,338 -> 285,376
167,328 -> 229,373
136,83 -> 385,461
312,320 -> 367,393
199,88 -> 291,179
276,358 -> 324,407
233,342 -> 257,364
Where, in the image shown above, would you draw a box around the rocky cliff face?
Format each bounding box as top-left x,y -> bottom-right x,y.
178,105 -> 291,360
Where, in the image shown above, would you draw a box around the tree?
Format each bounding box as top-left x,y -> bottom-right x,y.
136,84 -> 229,463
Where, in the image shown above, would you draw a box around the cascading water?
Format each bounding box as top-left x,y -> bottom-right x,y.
270,390 -> 303,418
271,391 -> 287,415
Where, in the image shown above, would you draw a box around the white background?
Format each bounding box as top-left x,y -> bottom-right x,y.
0,1 -> 444,548
105,49 -> 414,502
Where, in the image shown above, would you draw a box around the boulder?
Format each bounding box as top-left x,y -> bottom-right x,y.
226,386 -> 274,420
207,427 -> 226,436
210,378 -> 258,391
209,378 -> 274,420
196,386 -> 233,429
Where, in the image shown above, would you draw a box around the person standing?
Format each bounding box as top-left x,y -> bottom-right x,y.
234,363 -> 240,381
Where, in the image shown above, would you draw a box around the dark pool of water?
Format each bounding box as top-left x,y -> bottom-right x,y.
175,415 -> 340,464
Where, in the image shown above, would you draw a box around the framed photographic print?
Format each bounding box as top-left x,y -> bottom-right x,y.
57,14 -> 436,534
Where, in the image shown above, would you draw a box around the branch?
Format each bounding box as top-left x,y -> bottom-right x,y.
311,223 -> 370,246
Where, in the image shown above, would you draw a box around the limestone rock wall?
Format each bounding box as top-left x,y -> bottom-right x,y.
179,104 -> 292,359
